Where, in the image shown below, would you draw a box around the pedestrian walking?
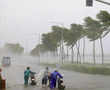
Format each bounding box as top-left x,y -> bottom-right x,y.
42,67 -> 49,88
24,67 -> 31,85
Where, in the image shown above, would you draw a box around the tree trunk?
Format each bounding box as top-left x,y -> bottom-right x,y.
56,48 -> 59,63
100,37 -> 104,64
61,30 -> 64,64
71,46 -> 74,63
61,45 -> 64,64
93,41 -> 96,64
59,42 -> 62,63
76,43 -> 79,64
83,37 -> 85,64
60,40 -> 64,64
76,41 -> 81,64
53,51 -> 56,56
66,46 -> 69,60
55,48 -> 58,57
78,40 -> 81,64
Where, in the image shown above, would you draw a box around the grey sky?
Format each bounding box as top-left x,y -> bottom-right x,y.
0,0 -> 110,53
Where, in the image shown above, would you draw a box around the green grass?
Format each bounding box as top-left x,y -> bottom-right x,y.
40,63 -> 110,75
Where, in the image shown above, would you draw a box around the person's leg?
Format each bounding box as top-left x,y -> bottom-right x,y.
0,80 -> 2,89
53,79 -> 56,88
24,76 -> 27,85
27,77 -> 29,85
45,78 -> 48,87
24,76 -> 29,85
50,79 -> 56,89
48,79 -> 50,86
42,78 -> 45,87
50,79 -> 54,89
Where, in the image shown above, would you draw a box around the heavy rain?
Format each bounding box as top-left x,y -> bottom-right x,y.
0,0 -> 110,90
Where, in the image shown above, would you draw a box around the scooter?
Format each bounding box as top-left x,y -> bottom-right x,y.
30,72 -> 36,85
58,78 -> 65,90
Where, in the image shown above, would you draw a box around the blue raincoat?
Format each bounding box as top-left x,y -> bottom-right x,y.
50,71 -> 63,89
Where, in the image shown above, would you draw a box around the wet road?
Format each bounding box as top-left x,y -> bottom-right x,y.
1,55 -> 110,90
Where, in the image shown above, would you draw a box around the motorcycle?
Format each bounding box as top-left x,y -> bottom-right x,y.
58,78 -> 65,90
30,72 -> 36,85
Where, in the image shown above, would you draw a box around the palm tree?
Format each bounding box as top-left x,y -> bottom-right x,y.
63,24 -> 84,64
84,17 -> 102,64
51,26 -> 66,64
97,10 -> 110,64
70,24 -> 84,64
42,32 -> 59,56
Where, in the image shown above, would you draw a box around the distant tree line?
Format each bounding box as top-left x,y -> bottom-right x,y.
5,43 -> 24,54
31,10 -> 110,64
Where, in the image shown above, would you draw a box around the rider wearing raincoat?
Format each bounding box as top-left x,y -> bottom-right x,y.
24,67 -> 31,85
50,69 -> 63,90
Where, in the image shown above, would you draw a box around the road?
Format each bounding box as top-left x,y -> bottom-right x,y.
1,55 -> 110,90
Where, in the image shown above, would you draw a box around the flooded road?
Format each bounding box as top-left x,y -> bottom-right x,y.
1,55 -> 110,90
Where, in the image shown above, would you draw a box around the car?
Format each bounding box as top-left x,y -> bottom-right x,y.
2,56 -> 11,66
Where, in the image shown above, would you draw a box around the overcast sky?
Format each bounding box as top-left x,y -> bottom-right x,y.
0,0 -> 110,53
